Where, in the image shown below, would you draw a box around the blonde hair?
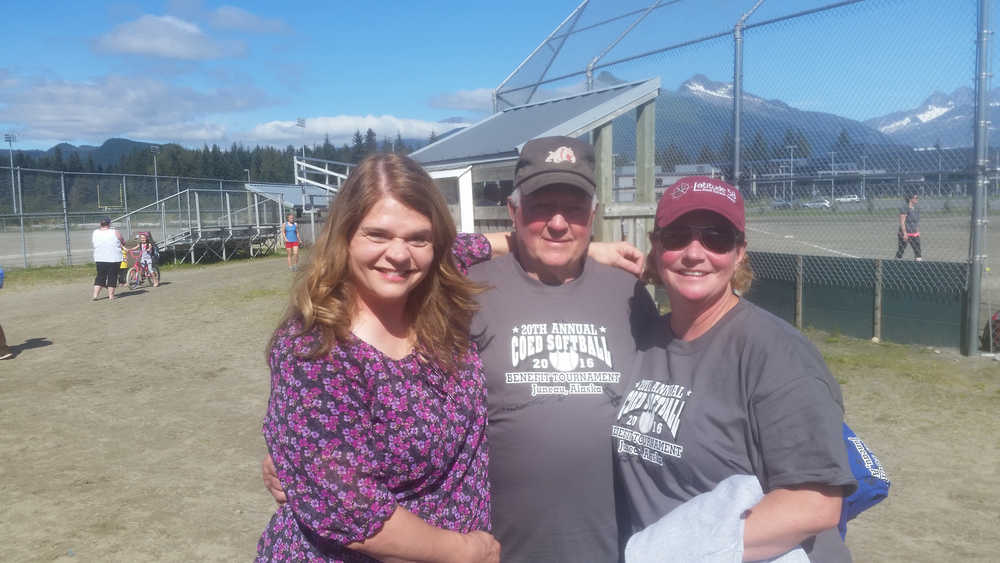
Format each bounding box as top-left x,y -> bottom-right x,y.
272,153 -> 483,375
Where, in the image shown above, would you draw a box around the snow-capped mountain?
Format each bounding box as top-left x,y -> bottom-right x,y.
679,75 -> 888,148
608,74 -> 892,163
863,86 -> 998,148
678,74 -> 784,108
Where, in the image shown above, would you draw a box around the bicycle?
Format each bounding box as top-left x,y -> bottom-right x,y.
126,248 -> 160,289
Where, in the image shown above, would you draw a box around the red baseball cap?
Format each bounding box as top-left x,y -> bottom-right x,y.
655,176 -> 745,233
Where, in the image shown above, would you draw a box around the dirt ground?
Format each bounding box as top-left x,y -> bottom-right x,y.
1,256 -> 997,562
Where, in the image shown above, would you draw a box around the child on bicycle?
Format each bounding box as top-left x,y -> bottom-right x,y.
125,232 -> 159,287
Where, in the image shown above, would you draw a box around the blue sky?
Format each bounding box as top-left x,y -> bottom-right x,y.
0,0 -> 981,151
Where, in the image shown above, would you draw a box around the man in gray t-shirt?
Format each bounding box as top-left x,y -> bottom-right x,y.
470,253 -> 651,562
470,136 -> 654,562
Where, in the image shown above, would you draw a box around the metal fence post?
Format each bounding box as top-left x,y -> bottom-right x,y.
224,193 -> 232,261
61,172 -> 72,265
873,259 -> 883,341
732,2 -> 765,187
8,163 -> 15,214
186,189 -> 193,263
193,192 -> 201,263
17,167 -> 26,268
254,193 -> 260,229
122,175 -> 131,238
176,177 -> 181,237
795,255 -> 804,330
965,0 -> 991,355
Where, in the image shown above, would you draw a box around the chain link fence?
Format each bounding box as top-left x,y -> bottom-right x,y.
495,0 -> 995,351
0,167 -> 286,268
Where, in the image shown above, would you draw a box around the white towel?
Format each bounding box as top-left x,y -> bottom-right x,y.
624,474 -> 809,563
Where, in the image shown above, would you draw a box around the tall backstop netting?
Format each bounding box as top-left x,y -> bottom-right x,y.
494,0 -> 995,353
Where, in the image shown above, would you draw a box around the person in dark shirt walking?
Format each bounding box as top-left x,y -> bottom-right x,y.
895,193 -> 922,261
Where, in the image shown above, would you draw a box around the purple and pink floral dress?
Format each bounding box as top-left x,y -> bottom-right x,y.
257,233 -> 492,562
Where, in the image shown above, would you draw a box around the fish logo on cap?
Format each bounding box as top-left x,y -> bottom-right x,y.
670,182 -> 690,199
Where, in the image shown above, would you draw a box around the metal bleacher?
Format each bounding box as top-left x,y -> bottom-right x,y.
113,163 -> 342,265
115,188 -> 284,265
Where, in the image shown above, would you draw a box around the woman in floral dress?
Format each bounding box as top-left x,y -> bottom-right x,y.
257,153 -> 500,562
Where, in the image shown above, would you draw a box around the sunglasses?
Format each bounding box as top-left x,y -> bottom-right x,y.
654,224 -> 742,253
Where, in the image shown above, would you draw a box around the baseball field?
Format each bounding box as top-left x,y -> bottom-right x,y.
1,254 -> 997,562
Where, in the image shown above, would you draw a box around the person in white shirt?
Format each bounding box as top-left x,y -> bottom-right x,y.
91,217 -> 126,301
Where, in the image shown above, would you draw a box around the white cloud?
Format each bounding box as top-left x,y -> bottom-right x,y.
245,115 -> 466,147
95,15 -> 245,60
0,70 -> 465,148
0,74 -> 273,144
429,88 -> 494,113
210,6 -> 289,33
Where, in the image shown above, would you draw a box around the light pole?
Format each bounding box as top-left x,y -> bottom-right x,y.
829,151 -> 836,199
860,155 -> 867,200
244,168 -> 251,183
151,145 -> 160,201
295,118 -> 306,185
296,117 -> 306,159
151,145 -> 164,240
937,149 -> 942,196
4,133 -> 15,214
786,145 -> 796,201
897,157 -> 902,198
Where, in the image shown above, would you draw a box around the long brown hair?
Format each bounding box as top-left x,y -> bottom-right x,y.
272,153 -> 483,374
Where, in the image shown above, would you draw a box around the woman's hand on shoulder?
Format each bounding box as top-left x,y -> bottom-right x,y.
589,241 -> 645,277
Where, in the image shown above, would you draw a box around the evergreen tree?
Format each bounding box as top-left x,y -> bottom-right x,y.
747,131 -> 768,164
364,128 -> 378,156
657,144 -> 688,171
834,128 -> 852,152
719,134 -> 733,164
394,132 -> 407,154
351,130 -> 365,163
775,128 -> 811,159
428,130 -> 439,145
67,152 -> 83,173
696,145 -> 715,163
52,147 -> 65,170
322,134 -> 334,159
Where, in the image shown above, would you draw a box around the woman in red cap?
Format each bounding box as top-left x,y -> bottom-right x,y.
612,176 -> 856,562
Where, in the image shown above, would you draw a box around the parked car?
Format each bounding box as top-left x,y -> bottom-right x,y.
771,198 -> 794,209
802,198 -> 832,209
835,194 -> 861,203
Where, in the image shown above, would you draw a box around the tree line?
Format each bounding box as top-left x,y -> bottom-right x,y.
2,128 -> 437,213
6,128 -> 431,184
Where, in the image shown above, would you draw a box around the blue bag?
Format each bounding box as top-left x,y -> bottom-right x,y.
838,423 -> 890,538
0,265 -> 4,289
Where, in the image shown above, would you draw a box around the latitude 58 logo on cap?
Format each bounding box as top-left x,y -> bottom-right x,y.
544,146 -> 577,164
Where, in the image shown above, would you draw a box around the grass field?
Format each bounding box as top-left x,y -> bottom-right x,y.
1,255 -> 998,562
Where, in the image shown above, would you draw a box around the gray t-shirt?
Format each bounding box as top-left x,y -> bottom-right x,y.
613,299 -> 856,562
468,253 -> 656,563
899,204 -> 920,233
